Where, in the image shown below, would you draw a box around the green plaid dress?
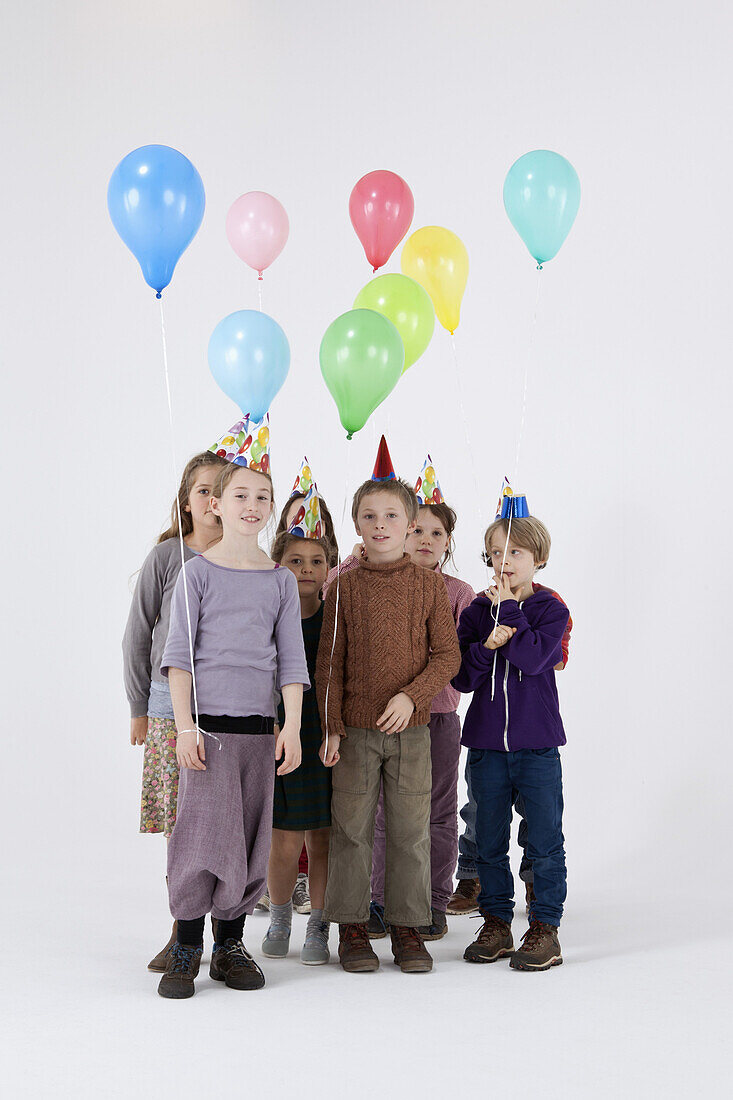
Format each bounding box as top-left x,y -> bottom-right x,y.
274,603 -> 331,830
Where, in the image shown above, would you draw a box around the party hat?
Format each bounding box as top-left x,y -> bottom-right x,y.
372,435 -> 396,481
496,478 -> 529,520
287,482 -> 324,541
210,413 -> 271,473
290,456 -> 315,498
414,454 -> 444,505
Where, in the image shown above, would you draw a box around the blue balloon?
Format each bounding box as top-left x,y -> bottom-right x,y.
107,144 -> 205,296
503,150 -> 580,267
208,310 -> 290,422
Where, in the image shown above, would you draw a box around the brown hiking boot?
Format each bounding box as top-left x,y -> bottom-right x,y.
148,921 -> 177,972
510,920 -> 562,971
525,882 -> 535,918
463,914 -> 514,963
338,923 -> 380,972
446,878 -> 480,915
390,926 -> 433,973
157,942 -> 203,999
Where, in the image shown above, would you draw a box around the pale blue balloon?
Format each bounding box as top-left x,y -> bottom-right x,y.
108,144 -> 205,296
208,310 -> 290,421
503,150 -> 580,267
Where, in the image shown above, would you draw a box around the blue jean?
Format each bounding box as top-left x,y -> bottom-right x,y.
457,757 -> 533,883
469,747 -> 566,926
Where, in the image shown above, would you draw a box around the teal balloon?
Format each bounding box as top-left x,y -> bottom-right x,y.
320,309 -> 404,439
503,150 -> 580,267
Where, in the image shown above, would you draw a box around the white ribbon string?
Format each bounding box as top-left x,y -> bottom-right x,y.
450,332 -> 488,584
158,299 -> 207,750
322,437 -> 351,766
512,268 -> 543,489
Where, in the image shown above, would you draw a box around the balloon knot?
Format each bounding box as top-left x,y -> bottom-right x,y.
372,266 -> 378,274
258,272 -> 264,281
536,263 -> 543,271
346,433 -> 353,441
156,291 -> 162,299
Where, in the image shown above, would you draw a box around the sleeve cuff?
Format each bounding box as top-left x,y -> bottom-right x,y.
130,700 -> 148,719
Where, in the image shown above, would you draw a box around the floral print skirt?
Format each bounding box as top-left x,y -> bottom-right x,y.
139,717 -> 179,837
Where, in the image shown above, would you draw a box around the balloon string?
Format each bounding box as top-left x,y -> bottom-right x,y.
158,298 -> 203,745
257,281 -> 263,312
450,333 -> 487,583
512,268 -> 543,488
322,436 -> 351,764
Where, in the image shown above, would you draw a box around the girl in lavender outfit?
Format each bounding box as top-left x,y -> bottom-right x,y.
158,449 -> 309,1000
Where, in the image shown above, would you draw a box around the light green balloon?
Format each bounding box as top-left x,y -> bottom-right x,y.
320,309 -> 405,439
354,273 -> 434,372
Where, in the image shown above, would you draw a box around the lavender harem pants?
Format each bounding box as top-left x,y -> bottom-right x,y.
167,732 -> 275,921
371,712 -> 461,912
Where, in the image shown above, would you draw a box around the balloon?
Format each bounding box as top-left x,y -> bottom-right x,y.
107,144 -> 205,297
320,309 -> 404,439
503,150 -> 580,267
353,274 -> 434,373
401,226 -> 468,334
225,191 -> 289,279
349,171 -> 414,272
208,310 -> 290,421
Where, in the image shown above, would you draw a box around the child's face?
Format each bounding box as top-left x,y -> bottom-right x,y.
354,491 -> 413,558
487,532 -> 542,590
280,539 -> 329,598
184,465 -> 221,531
406,507 -> 448,570
211,467 -> 273,536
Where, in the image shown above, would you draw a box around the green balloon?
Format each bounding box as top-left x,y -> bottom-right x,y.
354,273 -> 434,372
320,309 -> 405,439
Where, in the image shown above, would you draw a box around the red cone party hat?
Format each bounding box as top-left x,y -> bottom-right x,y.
372,435 -> 396,481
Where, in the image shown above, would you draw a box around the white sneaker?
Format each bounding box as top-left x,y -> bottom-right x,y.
292,873 -> 311,915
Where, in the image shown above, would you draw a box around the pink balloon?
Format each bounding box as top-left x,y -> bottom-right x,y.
226,191 -> 289,279
349,170 -> 414,272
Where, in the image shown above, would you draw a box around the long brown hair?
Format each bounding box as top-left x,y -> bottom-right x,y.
272,491 -> 339,567
158,452 -> 229,544
418,501 -> 458,568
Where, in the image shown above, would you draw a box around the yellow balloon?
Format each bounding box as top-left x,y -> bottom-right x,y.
401,226 -> 468,334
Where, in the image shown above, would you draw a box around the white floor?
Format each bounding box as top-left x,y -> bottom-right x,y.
4,878 -> 727,1100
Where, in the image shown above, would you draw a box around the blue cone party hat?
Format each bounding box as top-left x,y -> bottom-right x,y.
496,477 -> 529,519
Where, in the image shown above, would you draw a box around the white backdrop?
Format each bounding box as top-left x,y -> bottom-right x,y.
1,2 -> 729,1097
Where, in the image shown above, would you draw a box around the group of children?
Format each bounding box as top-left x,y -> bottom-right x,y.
123,421 -> 572,998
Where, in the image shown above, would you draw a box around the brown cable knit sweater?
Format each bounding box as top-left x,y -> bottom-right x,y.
316,553 -> 461,736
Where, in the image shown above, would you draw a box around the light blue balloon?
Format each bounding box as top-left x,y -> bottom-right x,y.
208,310 -> 290,421
108,144 -> 205,296
503,150 -> 580,267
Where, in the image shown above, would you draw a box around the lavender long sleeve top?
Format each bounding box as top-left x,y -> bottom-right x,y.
161,558 -> 309,718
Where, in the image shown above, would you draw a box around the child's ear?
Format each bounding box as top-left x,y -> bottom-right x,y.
534,559 -> 547,572
209,496 -> 222,516
354,519 -> 362,537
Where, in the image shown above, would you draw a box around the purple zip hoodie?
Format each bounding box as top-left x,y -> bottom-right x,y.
452,587 -> 570,751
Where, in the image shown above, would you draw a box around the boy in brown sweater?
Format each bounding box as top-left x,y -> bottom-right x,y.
316,459 -> 461,974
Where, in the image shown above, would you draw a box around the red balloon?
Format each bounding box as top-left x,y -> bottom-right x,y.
349,171 -> 414,272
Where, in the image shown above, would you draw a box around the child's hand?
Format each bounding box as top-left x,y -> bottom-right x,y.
320,733 -> 342,767
377,692 -> 416,735
130,716 -> 147,746
483,624 -> 517,650
177,728 -> 206,770
276,723 -> 302,776
352,542 -> 367,561
486,573 -> 516,605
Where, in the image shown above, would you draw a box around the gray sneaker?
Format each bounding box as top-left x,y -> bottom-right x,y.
300,920 -> 330,965
262,924 -> 291,958
255,891 -> 270,912
292,873 -> 311,915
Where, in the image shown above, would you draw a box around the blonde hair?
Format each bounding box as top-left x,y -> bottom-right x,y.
158,452 -> 228,544
351,478 -> 419,525
484,516 -> 551,570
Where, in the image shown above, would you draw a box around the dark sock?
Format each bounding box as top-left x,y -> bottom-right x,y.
177,916 -> 205,946
215,915 -> 245,944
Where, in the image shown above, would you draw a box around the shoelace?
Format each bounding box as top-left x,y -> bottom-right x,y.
344,924 -> 370,947
304,921 -> 329,945
169,943 -> 201,974
520,922 -> 552,950
222,939 -> 255,964
393,926 -> 423,949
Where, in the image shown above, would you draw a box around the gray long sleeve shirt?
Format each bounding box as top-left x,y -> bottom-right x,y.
122,539 -> 196,718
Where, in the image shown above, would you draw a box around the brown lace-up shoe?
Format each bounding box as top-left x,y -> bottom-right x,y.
446,878 -> 480,915
390,926 -> 433,973
510,921 -> 562,971
210,938 -> 266,989
148,921 -> 177,972
157,942 -> 203,999
338,923 -> 380,972
463,914 -> 514,963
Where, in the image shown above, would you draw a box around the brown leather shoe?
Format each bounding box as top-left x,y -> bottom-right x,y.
338,923 -> 380,972
463,914 -> 514,963
446,878 -> 480,915
148,921 -> 177,972
157,943 -> 203,999
510,921 -> 562,971
390,926 -> 433,973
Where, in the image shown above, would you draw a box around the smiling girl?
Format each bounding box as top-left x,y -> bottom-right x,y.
123,451 -> 227,971
156,459 -> 309,999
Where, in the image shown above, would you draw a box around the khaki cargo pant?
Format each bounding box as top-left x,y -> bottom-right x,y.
324,725 -> 432,927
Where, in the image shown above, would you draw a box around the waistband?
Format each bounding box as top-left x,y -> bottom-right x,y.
197,714 -> 275,736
